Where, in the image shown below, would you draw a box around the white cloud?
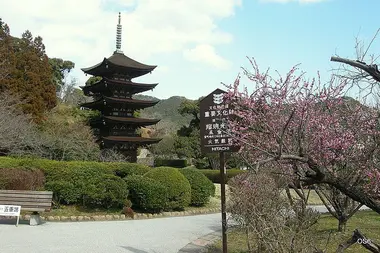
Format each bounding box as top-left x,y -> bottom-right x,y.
183,44 -> 231,70
0,0 -> 241,88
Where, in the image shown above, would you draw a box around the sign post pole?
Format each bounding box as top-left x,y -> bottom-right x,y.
219,152 -> 227,253
199,88 -> 240,253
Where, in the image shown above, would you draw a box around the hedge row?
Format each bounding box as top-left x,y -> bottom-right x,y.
0,157 -> 148,209
0,157 -> 218,212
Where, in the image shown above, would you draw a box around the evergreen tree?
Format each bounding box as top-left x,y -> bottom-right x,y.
0,20 -> 57,121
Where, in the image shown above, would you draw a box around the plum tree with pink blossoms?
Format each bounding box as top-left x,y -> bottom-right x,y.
224,57 -> 380,213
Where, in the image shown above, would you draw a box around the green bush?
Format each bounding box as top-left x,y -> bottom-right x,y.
145,167 -> 191,210
46,173 -> 127,208
45,180 -> 79,204
110,162 -> 151,178
154,158 -> 188,168
125,175 -> 167,213
83,174 -> 128,208
0,157 -> 24,168
200,169 -> 246,184
179,168 -> 215,206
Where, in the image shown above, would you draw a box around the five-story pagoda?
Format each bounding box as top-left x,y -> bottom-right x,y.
80,12 -> 161,162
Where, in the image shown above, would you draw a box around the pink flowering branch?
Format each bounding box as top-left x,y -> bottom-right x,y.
223,57 -> 380,213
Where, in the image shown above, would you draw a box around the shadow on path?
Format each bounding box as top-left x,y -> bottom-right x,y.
0,218 -> 29,226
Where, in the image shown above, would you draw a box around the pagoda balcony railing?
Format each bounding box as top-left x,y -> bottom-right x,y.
109,132 -> 140,137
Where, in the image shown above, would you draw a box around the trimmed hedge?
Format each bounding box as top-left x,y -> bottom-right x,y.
154,158 -> 188,168
179,168 -> 215,206
0,157 -> 134,208
45,168 -> 127,208
0,157 -> 151,179
145,167 -> 191,210
199,169 -> 246,183
125,175 -> 167,213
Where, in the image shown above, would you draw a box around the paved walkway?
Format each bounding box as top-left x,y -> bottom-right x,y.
0,205 -> 372,253
0,214 -> 221,253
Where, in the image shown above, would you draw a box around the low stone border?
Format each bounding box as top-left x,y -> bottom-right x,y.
17,207 -> 221,222
178,231 -> 222,253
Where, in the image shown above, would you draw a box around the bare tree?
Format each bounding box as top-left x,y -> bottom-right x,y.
228,172 -> 320,253
99,148 -> 129,162
0,92 -> 45,156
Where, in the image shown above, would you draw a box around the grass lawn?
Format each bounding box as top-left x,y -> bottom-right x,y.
39,199 -> 221,217
208,210 -> 380,253
40,205 -> 123,216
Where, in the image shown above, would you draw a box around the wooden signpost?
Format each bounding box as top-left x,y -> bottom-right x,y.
200,88 -> 240,253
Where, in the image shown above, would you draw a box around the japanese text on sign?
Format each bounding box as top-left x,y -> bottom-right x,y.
0,205 -> 21,216
200,89 -> 240,153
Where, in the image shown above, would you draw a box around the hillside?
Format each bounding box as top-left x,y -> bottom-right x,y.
134,95 -> 194,136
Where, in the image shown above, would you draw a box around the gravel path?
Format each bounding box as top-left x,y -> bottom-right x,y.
0,214 -> 221,253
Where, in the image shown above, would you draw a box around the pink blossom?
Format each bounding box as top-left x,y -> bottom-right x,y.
223,57 -> 380,200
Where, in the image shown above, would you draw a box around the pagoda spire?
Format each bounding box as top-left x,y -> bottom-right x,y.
115,12 -> 123,54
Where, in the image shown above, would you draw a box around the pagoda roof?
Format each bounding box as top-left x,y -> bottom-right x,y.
81,77 -> 158,94
81,96 -> 159,109
102,136 -> 161,145
91,116 -> 160,126
81,52 -> 157,78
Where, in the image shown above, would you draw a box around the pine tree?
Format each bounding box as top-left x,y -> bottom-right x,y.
0,21 -> 57,121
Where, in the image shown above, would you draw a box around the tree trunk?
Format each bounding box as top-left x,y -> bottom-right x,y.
306,168 -> 380,214
338,218 -> 347,232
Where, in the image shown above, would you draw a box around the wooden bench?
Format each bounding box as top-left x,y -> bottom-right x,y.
0,190 -> 53,226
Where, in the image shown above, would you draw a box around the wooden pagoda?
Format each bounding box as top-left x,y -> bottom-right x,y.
80,12 -> 161,162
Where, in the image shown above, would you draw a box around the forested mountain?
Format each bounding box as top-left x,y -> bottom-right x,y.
135,95 -> 194,136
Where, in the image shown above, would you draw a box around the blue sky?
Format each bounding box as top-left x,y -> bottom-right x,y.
1,0 -> 379,99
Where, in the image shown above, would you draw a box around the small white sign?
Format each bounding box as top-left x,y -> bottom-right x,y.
0,205 -> 21,226
0,205 -> 21,216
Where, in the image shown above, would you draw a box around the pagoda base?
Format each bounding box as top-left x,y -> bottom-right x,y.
120,150 -> 138,163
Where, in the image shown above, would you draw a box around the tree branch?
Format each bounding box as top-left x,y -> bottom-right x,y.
331,56 -> 380,82
336,229 -> 380,253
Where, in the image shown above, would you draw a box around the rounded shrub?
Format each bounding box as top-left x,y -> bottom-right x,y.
125,175 -> 167,213
83,174 -> 128,208
179,168 -> 215,206
144,167 -> 191,210
45,166 -> 124,207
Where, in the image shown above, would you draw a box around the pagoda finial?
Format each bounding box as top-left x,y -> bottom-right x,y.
115,12 -> 123,54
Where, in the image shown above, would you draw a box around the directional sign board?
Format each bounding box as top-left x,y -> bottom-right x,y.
200,88 -> 240,154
